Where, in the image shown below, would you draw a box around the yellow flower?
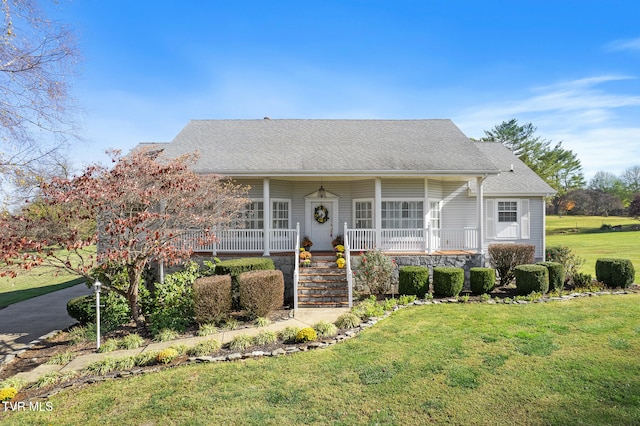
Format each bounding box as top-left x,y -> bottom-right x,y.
336,258 -> 346,268
0,387 -> 17,402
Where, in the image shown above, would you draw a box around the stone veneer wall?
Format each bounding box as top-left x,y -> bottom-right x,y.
350,253 -> 485,293
186,252 -> 482,305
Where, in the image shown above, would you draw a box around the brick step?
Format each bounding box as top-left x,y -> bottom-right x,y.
298,287 -> 348,295
299,276 -> 346,283
298,301 -> 350,308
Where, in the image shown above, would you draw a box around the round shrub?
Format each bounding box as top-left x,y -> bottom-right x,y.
514,265 -> 549,295
295,327 -> 317,343
193,275 -> 232,324
432,267 -> 464,297
314,320 -> 338,338
595,258 -> 635,288
156,348 -> 179,364
398,266 -> 429,298
67,295 -> 94,325
537,261 -> 565,292
335,313 -> 361,329
469,267 -> 496,295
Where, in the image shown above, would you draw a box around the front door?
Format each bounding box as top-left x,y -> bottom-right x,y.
309,201 -> 334,251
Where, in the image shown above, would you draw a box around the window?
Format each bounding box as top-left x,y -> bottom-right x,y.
381,200 -> 423,229
429,200 -> 441,229
272,200 -> 290,229
354,200 -> 373,228
498,201 -> 518,223
240,201 -> 264,229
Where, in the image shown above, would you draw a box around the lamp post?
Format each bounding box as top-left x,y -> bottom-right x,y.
94,280 -> 102,351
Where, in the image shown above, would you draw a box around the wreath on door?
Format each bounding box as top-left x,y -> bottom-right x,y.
314,205 -> 329,223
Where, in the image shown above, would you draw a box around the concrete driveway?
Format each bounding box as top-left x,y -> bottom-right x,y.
0,284 -> 93,363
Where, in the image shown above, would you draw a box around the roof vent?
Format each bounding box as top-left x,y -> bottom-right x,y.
263,116 -> 271,120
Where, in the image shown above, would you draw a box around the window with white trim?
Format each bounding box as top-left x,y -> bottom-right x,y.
498,201 -> 518,223
354,199 -> 373,228
272,200 -> 290,229
239,200 -> 264,229
381,200 -> 424,229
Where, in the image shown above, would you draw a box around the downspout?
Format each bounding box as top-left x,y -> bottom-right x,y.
476,175 -> 487,264
375,177 -> 382,249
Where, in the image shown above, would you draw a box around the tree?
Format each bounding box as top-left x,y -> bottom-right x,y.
0,148 -> 250,326
481,119 -> 585,213
628,193 -> 640,218
1,0 -> 78,195
563,189 -> 624,216
620,165 -> 640,203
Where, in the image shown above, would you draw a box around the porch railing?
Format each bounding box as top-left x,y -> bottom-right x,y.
345,227 -> 478,252
178,228 -> 297,254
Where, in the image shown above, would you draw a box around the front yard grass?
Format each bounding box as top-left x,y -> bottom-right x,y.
4,294 -> 640,425
0,271 -> 86,308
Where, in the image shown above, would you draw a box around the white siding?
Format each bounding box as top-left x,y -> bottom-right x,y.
441,181 -> 476,229
381,179 -> 424,198
483,197 -> 546,260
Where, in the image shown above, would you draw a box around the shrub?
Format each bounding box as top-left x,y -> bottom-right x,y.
229,334 -> 253,351
148,262 -> 199,334
398,294 -> 417,305
68,324 -> 97,345
382,298 -> 398,311
488,244 -> 535,285
354,249 -> 395,297
295,327 -> 317,343
335,313 -> 361,329
351,295 -> 384,319
47,350 -> 75,365
514,265 -> 549,295
595,258 -> 636,288
278,326 -> 301,343
193,275 -> 232,325
170,344 -> 188,355
545,246 -> 585,285
314,320 -> 338,338
197,323 -> 219,337
573,272 -> 593,288
120,333 -> 144,350
153,328 -> 178,342
432,267 -> 464,297
253,330 -> 278,345
0,387 -> 18,402
255,317 -> 271,327
238,270 -> 284,318
134,351 -> 160,367
67,295 -> 94,325
187,339 -> 221,357
215,257 -> 275,308
85,358 -> 118,375
98,338 -> 120,353
398,266 -> 429,298
537,261 -> 565,292
469,267 -> 496,295
156,348 -> 179,364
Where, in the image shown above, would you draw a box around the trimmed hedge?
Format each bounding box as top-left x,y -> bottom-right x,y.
470,267 -> 496,295
595,258 -> 635,288
537,261 -> 565,292
67,295 -> 94,325
514,264 -> 549,295
215,258 -> 275,307
193,275 -> 232,324
398,266 -> 429,298
239,269 -> 284,318
432,267 -> 464,297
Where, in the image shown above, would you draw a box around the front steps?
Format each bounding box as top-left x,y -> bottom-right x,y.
298,256 -> 349,307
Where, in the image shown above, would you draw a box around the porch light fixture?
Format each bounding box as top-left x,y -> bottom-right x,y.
318,185 -> 326,198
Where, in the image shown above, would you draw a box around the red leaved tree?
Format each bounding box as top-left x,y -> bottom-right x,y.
0,148 -> 249,325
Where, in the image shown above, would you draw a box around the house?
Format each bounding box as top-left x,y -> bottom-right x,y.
148,119 -> 555,307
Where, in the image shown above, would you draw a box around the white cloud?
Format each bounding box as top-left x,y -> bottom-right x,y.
606,37 -> 640,52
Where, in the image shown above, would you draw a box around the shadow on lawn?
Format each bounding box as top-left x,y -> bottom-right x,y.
0,277 -> 87,309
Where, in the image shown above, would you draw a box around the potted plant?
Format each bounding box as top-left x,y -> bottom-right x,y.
302,236 -> 313,250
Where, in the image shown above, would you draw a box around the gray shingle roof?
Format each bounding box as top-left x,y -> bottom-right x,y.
473,142 -> 557,196
157,119 -> 501,177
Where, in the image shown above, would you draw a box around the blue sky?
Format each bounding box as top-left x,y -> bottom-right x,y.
59,1 -> 640,180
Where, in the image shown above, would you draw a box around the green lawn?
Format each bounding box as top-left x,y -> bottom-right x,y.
3,295 -> 640,425
0,270 -> 87,308
546,215 -> 640,276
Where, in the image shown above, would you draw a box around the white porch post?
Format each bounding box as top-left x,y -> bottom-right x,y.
476,176 -> 485,256
375,177 -> 382,248
424,177 -> 429,253
263,178 -> 271,256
